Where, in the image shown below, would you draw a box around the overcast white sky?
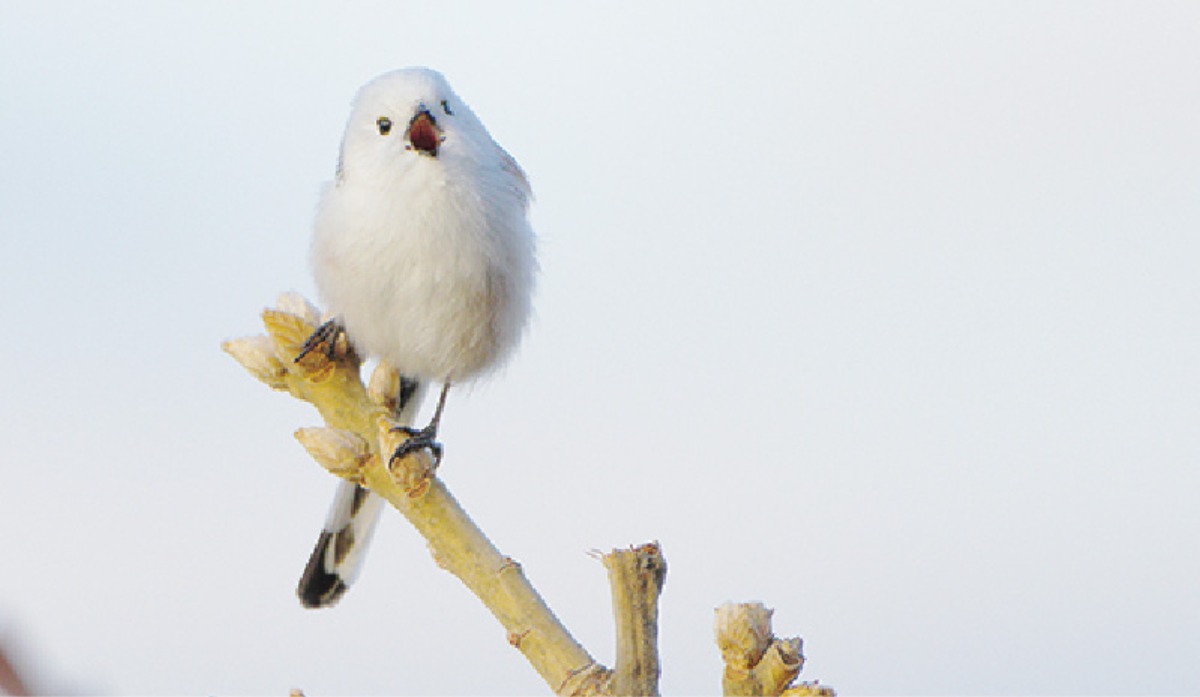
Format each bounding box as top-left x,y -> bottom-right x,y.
1,2 -> 1197,695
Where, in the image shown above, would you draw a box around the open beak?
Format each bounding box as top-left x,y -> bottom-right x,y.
406,108 -> 441,156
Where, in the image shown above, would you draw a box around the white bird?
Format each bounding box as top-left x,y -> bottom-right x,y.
296,67 -> 536,608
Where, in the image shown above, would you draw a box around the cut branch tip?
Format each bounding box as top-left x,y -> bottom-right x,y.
716,601 -> 816,697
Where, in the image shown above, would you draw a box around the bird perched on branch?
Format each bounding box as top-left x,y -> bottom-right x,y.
296,67 -> 536,608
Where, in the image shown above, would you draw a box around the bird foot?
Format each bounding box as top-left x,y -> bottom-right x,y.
295,319 -> 350,363
389,424 -> 444,467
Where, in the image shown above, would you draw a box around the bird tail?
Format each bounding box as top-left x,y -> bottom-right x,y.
296,376 -> 426,608
296,481 -> 384,608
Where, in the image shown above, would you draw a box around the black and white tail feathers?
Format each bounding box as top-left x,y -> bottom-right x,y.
297,376 -> 426,608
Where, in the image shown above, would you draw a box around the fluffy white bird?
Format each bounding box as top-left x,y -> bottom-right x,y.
296,67 -> 536,608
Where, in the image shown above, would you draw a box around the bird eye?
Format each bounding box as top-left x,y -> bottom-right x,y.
440,99 -> 454,116
376,117 -> 393,135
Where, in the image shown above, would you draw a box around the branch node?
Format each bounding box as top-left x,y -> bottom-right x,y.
557,661 -> 614,697
498,556 -> 522,575
377,414 -> 436,496
507,628 -> 531,648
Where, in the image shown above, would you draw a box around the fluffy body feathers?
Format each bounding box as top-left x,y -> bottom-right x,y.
312,68 -> 535,381
298,68 -> 536,607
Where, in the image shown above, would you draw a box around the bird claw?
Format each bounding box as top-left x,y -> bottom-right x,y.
389,425 -> 444,467
296,319 -> 348,363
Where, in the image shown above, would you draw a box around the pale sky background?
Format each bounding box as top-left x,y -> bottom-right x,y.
1,2 -> 1197,695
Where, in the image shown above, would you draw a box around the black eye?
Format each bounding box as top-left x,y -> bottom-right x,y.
376,116 -> 392,135
440,99 -> 454,116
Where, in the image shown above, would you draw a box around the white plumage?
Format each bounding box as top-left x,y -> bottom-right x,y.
298,67 -> 536,608
312,67 -> 535,381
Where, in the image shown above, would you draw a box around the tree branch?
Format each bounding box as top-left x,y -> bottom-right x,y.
224,294 -> 832,696
224,294 -> 609,695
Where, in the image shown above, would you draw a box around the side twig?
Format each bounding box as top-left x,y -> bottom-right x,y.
603,543 -> 667,697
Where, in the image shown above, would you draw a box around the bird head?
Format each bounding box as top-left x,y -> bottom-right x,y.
336,67 -> 484,179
